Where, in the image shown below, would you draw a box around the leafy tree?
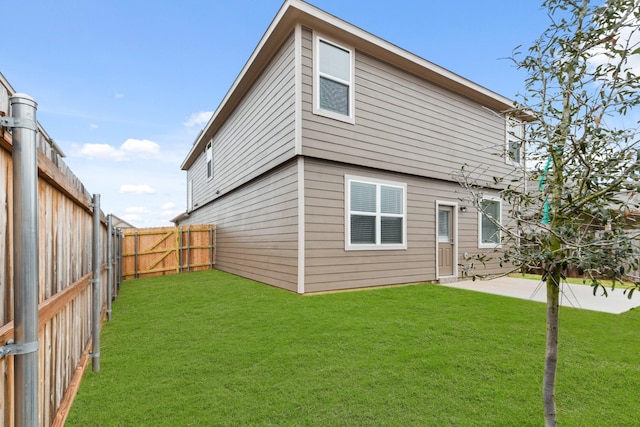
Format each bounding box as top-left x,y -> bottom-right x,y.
459,0 -> 640,425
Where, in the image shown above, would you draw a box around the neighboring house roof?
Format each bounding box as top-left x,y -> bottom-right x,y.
181,0 -> 517,170
110,214 -> 136,229
170,211 -> 190,225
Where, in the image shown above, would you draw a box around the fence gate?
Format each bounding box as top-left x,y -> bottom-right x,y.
122,225 -> 216,279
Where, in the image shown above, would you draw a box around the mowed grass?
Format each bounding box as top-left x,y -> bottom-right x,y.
66,270 -> 640,426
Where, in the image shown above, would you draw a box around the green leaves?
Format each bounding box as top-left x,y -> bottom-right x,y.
487,2 -> 640,425
460,0 -> 640,289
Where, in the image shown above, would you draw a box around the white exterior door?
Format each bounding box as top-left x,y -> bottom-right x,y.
437,205 -> 455,277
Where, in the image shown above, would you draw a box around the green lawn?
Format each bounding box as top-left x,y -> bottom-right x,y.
66,270 -> 640,426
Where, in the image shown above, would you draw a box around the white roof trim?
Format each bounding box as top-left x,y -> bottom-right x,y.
291,0 -> 513,106
181,0 -> 295,169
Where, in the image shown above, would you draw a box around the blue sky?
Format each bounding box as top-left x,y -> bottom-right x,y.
3,0 -> 552,227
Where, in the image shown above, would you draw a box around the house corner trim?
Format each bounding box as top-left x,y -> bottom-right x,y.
297,157 -> 305,294
294,23 -> 303,155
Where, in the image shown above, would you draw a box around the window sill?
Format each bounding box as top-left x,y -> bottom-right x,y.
313,107 -> 355,125
345,244 -> 407,251
478,243 -> 502,249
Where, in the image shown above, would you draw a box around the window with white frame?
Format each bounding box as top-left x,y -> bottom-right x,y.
438,209 -> 451,243
478,196 -> 502,248
187,179 -> 193,212
506,118 -> 524,165
314,36 -> 354,122
345,176 -> 407,250
206,141 -> 213,179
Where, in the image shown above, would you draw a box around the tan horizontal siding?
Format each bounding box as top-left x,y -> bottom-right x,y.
305,251 -> 429,267
190,32 -> 297,209
300,27 -> 518,188
184,162 -> 299,292
304,160 -> 433,292
217,259 -> 297,290
356,54 -> 502,140
303,159 -> 510,292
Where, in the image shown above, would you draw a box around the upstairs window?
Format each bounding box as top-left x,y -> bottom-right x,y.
479,196 -> 502,248
206,141 -> 213,180
346,176 -> 407,250
187,179 -> 193,212
506,118 -> 524,165
314,36 -> 354,122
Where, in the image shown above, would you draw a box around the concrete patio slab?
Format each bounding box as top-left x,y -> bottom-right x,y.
438,277 -> 640,314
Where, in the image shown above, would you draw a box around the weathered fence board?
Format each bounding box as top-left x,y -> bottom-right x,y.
0,132 -> 12,327
0,76 -> 112,427
122,225 -> 216,279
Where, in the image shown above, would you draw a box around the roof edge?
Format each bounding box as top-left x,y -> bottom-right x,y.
181,0 -> 520,169
181,0 -> 297,170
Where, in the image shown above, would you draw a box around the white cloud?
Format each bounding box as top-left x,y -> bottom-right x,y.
161,202 -> 176,210
125,206 -> 150,214
121,138 -> 160,156
73,138 -> 160,161
183,111 -> 213,128
90,123 -> 99,129
75,143 -> 125,161
589,17 -> 640,77
162,209 -> 181,218
115,93 -> 125,99
120,184 -> 155,194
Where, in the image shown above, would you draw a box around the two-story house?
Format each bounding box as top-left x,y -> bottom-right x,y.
175,0 -> 524,293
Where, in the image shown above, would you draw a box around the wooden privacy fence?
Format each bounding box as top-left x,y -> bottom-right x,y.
0,78 -> 121,427
122,225 -> 216,279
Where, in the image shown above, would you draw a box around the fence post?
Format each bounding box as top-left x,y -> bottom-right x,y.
91,194 -> 101,372
134,231 -> 139,279
111,228 -> 120,301
174,228 -> 180,274
209,226 -> 214,269
178,228 -> 182,273
117,230 -> 123,297
106,214 -> 113,321
113,229 -> 120,300
9,93 -> 40,427
187,227 -> 192,271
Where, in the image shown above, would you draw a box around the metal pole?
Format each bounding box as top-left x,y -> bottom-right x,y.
187,228 -> 191,271
116,230 -> 122,295
116,230 -> 122,298
179,228 -> 183,273
91,194 -> 101,372
113,228 -> 118,298
113,229 -> 119,300
11,93 -> 40,427
209,226 -> 213,269
134,232 -> 139,279
106,214 -> 113,321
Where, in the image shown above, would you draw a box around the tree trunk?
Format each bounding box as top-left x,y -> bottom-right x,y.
543,266 -> 561,426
